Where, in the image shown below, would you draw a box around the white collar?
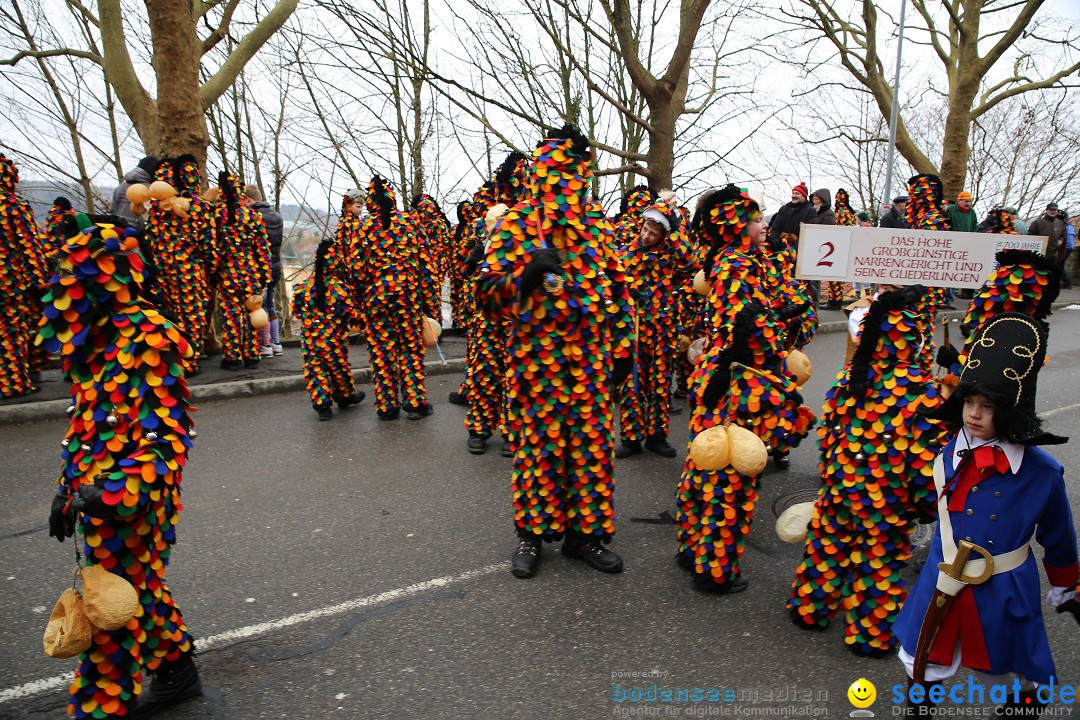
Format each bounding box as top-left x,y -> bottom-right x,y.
951,432 -> 1025,474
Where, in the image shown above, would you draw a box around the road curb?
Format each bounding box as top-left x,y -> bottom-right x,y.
4,300 -> 1075,427
0,357 -> 467,427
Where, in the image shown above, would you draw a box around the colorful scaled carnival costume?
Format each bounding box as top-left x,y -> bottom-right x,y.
788,286 -> 948,656
462,152 -> 529,453
613,185 -> 655,249
0,154 -> 51,398
359,176 -> 430,420
893,314 -> 1076,715
210,172 -> 271,369
41,218 -> 201,718
616,192 -> 696,457
411,193 -> 451,323
676,185 -> 812,592
448,200 -> 472,330
327,190 -> 367,339
47,197 -> 78,254
823,189 -> 857,305
478,125 -> 634,578
145,156 -> 216,373
292,240 -> 365,420
906,173 -> 949,370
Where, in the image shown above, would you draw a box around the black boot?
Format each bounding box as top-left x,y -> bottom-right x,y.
500,436 -> 514,458
467,434 -> 487,455
561,533 -> 623,573
995,690 -> 1047,717
773,450 -> 790,469
692,571 -> 748,594
511,536 -> 542,578
448,391 -> 468,406
244,358 -> 260,369
130,652 -> 202,718
406,403 -> 433,420
644,434 -> 677,457
316,404 -> 333,421
336,390 -> 366,409
614,440 -> 642,458
906,679 -> 944,717
220,359 -> 242,371
377,406 -> 400,421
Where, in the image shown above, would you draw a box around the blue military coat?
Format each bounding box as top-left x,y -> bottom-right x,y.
893,436 -> 1079,684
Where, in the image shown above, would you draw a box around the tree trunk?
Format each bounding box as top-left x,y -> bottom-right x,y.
645,98 -> 675,190
146,1 -> 209,170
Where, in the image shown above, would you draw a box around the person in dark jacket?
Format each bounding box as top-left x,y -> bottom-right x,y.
767,182 -> 817,252
1028,203 -> 1068,287
810,188 -> 835,226
246,185 -> 285,356
878,196 -> 910,230
109,156 -> 159,231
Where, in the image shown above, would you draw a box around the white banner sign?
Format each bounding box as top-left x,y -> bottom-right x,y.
794,224 -> 1049,289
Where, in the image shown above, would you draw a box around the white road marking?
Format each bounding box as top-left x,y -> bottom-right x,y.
1042,401 -> 1080,419
0,563 -> 502,703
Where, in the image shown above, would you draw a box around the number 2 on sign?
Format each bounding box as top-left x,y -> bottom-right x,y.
817,242 -> 835,268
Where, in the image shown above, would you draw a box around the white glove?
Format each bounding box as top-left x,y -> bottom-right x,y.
1046,586 -> 1074,608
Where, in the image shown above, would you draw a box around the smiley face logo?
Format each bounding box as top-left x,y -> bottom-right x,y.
847,678 -> 876,709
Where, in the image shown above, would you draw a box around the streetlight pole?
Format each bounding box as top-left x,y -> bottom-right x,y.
881,0 -> 908,214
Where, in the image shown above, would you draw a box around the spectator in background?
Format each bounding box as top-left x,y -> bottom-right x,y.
946,191 -> 978,233
109,156 -> 159,230
878,196 -> 910,229
767,182 -> 817,253
810,188 -> 836,226
1028,202 -> 1068,288
857,211 -> 872,227
1064,209 -> 1075,290
245,185 -> 285,356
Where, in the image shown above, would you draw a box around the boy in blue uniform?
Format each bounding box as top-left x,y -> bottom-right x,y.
893,313 -> 1078,717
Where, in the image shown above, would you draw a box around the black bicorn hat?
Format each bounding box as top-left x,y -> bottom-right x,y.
936,312 -> 1065,445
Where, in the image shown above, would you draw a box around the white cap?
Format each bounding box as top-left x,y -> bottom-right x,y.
642,208 -> 671,231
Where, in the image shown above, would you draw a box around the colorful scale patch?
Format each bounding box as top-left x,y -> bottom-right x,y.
961,250 -> 1057,355
411,194 -> 452,324
292,269 -> 362,410
35,221 -> 196,716
147,157 -> 215,372
0,154 -> 51,397
328,195 -> 368,339
211,173 -> 271,364
477,129 -> 634,542
676,187 -> 810,583
618,195 -> 696,443
359,177 -> 428,414
788,296 -> 947,656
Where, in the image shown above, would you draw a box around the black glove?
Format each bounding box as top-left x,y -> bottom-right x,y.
612,357 -> 634,387
936,343 -> 961,369
465,242 -> 486,276
777,301 -> 811,321
72,478 -> 113,519
48,492 -> 75,543
519,249 -> 562,296
1056,598 -> 1080,626
767,233 -> 784,252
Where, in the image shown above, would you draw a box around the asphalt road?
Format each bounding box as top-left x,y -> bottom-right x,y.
3,308 -> 1080,719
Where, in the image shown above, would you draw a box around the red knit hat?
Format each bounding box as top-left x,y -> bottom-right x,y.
792,182 -> 808,199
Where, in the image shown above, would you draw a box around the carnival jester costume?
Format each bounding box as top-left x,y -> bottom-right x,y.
788,286 -> 948,656
411,193 -> 452,324
824,188 -> 858,305
145,156 -> 216,373
41,218 -> 201,718
478,125 -> 635,578
463,152 -> 529,454
675,185 -> 812,593
359,176 -> 430,420
0,154 -> 51,398
292,239 -> 365,420
211,172 -> 271,369
615,192 -> 696,458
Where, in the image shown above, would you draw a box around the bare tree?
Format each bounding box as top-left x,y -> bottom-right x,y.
784,0 -> 1080,198
2,0 -> 299,172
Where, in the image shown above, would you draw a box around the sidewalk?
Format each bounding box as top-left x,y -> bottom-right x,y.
4,289 -> 1079,426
